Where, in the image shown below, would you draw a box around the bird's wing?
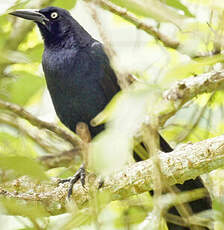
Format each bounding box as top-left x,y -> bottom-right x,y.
90,41 -> 120,101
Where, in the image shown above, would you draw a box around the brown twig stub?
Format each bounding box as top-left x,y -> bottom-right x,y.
75,122 -> 91,170
76,122 -> 92,143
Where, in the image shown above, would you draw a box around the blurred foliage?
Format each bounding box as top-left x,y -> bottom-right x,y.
90,83 -> 162,175
1,197 -> 50,218
0,155 -> 48,181
0,0 -> 224,229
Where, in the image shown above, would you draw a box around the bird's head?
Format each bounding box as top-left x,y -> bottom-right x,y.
10,6 -> 91,48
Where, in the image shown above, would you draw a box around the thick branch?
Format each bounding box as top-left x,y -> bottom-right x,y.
1,69 -> 223,173
160,70 -> 224,125
1,135 -> 224,214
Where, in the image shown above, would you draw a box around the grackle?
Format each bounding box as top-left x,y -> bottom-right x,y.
10,7 -> 209,229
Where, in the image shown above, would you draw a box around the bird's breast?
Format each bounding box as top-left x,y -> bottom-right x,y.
43,49 -> 78,77
42,47 -> 108,132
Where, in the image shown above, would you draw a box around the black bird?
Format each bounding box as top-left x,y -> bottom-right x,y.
10,7 -> 209,229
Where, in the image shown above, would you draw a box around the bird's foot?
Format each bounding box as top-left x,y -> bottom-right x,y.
59,163 -> 86,199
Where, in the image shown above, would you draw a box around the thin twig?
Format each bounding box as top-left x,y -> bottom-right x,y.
176,92 -> 216,143
165,212 -> 212,229
38,149 -> 82,169
86,2 -> 116,59
161,70 -> 224,126
86,0 -> 179,49
0,112 -> 71,153
0,99 -> 83,148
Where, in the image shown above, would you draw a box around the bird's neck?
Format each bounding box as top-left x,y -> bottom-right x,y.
42,20 -> 93,50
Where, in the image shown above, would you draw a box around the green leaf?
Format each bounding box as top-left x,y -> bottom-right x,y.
90,83 -> 162,175
164,0 -> 194,17
0,155 -> 48,180
0,132 -> 37,157
213,198 -> 224,228
0,131 -> 47,181
0,198 -> 50,218
115,206 -> 147,226
0,50 -> 29,65
0,16 -> 10,50
25,44 -> 44,63
0,71 -> 45,106
53,0 -> 77,10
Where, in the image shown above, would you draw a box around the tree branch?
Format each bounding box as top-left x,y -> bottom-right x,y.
0,112 -> 72,153
1,135 -> 224,214
160,70 -> 224,126
0,69 -> 223,169
0,99 -> 83,148
86,0 -> 179,49
39,149 -> 82,169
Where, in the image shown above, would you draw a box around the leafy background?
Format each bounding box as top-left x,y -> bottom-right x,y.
0,0 -> 224,229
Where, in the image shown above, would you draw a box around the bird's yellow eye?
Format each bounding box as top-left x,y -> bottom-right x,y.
50,12 -> 58,19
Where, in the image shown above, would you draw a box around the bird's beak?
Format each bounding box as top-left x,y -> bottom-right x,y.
9,9 -> 49,25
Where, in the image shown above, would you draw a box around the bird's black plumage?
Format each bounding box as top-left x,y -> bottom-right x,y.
10,6 -> 170,145
10,6 -> 209,230
38,7 -> 120,136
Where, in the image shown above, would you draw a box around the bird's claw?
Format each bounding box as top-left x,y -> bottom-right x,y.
59,164 -> 86,199
58,178 -> 71,184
